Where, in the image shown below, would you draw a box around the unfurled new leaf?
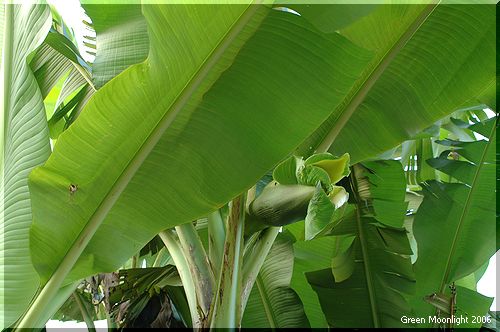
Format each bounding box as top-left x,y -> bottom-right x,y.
305,184 -> 349,240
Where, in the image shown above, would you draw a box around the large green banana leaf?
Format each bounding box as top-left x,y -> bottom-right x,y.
242,233 -> 309,328
25,4 -> 372,326
296,4 -> 495,163
409,117 -> 497,326
306,161 -> 415,328
0,4 -> 52,328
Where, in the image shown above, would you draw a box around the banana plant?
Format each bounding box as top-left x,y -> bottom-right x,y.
150,152 -> 351,327
409,116 -> 497,328
1,2 -> 496,329
373,111 -> 497,328
47,151 -> 351,328
1,3 -> 151,328
300,160 -> 415,328
20,3 -> 376,328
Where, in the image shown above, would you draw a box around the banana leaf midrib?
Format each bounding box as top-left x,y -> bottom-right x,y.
18,3 -> 269,327
256,275 -> 277,328
351,168 -> 379,328
49,1 -> 262,284
438,118 -> 496,293
316,3 -> 438,153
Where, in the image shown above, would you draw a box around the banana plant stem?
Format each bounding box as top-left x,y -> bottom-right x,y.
72,291 -> 96,332
208,210 -> 226,274
152,247 -> 167,267
159,230 -> 201,328
210,194 -> 246,328
175,222 -> 215,319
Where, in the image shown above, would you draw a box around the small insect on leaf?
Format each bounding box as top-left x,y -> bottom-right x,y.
69,184 -> 78,194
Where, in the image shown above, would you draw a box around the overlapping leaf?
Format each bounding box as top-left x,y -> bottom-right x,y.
454,286 -> 493,328
410,117 -> 497,326
28,4 -> 372,303
30,29 -> 92,99
0,4 -> 52,328
362,160 -> 408,228
30,29 -> 94,139
295,4 -> 495,163
305,162 -> 415,328
242,233 -> 309,328
82,4 -> 149,88
52,289 -> 100,323
304,184 -> 350,240
286,222 -> 339,327
248,153 -> 350,232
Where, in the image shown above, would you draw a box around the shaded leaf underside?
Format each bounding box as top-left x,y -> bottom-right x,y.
296,4 -> 495,163
29,5 -> 372,288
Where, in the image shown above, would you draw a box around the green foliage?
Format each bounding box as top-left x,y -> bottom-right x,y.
362,160 -> 408,228
303,153 -> 350,186
106,267 -> 187,328
30,30 -> 89,99
249,153 -> 350,230
297,4 -> 495,162
82,4 -> 148,88
1,4 -> 52,328
28,5 -> 371,291
285,222 -> 335,326
305,162 -> 415,328
304,184 -> 350,240
248,182 -> 315,228
454,286 -> 493,329
2,2 -> 496,329
272,156 -> 301,185
30,28 -> 94,139
410,117 -> 497,327
242,233 -> 310,328
52,289 -> 101,323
